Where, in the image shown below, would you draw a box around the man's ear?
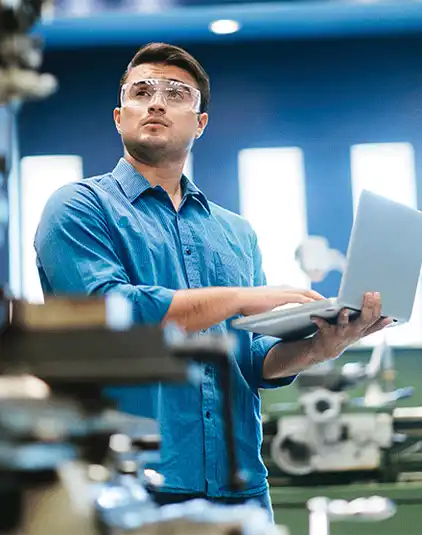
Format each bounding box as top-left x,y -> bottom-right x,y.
195,112 -> 208,139
114,107 -> 122,134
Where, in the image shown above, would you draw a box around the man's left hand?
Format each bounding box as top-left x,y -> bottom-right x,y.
310,292 -> 394,359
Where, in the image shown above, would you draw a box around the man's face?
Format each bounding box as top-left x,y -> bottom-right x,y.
114,63 -> 208,165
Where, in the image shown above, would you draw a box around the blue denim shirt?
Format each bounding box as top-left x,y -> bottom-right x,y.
34,158 -> 295,498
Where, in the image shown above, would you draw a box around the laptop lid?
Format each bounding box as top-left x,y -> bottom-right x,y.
338,190 -> 422,322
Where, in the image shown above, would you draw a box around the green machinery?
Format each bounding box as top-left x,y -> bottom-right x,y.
261,344 -> 422,533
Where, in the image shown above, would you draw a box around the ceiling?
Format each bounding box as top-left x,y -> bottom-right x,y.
36,1 -> 422,49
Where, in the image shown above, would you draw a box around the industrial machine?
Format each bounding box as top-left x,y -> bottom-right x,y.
260,334 -> 422,533
262,339 -> 422,486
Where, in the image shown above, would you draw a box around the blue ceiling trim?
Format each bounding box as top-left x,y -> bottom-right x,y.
34,1 -> 422,49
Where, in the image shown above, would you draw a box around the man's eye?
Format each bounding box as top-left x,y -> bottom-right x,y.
167,89 -> 184,100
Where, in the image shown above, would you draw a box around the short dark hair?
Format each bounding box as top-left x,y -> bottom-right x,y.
119,42 -> 210,113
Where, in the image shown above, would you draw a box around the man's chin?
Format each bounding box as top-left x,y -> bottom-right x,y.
137,136 -> 168,152
139,135 -> 168,148
127,140 -> 175,165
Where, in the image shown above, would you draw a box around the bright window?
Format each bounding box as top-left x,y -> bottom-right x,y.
19,155 -> 83,303
350,142 -> 422,347
238,147 -> 309,288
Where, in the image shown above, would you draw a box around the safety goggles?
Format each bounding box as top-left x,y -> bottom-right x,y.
120,78 -> 201,113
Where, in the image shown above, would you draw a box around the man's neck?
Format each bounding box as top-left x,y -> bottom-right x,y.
124,152 -> 185,208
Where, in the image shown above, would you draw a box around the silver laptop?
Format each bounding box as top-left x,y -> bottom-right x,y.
232,190 -> 422,341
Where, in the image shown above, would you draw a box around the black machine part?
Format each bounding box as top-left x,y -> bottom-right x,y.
0,323 -> 188,386
0,319 -> 245,533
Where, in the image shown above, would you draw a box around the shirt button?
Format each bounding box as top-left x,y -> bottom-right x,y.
185,248 -> 192,256
205,411 -> 211,419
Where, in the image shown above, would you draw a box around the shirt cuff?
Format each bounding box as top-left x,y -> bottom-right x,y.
134,286 -> 176,324
252,334 -> 297,390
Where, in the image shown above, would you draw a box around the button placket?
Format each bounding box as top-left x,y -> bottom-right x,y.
177,212 -> 217,491
177,217 -> 201,289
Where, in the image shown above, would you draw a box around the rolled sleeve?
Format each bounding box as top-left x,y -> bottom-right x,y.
131,285 -> 176,324
252,334 -> 297,390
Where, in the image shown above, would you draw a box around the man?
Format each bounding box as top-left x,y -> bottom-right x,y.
34,42 -> 391,519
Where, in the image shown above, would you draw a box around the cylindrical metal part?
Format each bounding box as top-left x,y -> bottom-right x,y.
308,498 -> 330,535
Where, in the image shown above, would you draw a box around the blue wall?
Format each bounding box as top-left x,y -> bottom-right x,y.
19,35 -> 422,298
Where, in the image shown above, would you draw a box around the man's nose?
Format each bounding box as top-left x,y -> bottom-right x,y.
147,91 -> 166,114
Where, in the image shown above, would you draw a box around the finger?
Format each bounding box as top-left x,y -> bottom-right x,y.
336,308 -> 350,328
282,294 -> 315,304
310,316 -> 329,330
372,291 -> 382,319
304,289 -> 326,301
283,288 -> 325,301
359,292 -> 377,325
365,317 -> 394,336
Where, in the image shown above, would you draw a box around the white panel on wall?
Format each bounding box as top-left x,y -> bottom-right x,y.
20,155 -> 83,303
238,147 -> 309,288
350,142 -> 422,347
351,142 -> 417,210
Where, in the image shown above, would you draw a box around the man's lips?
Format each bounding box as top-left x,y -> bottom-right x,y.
143,119 -> 168,127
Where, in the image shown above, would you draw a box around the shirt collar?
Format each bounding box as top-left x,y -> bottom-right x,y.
180,173 -> 211,214
112,157 -> 211,214
112,158 -> 152,201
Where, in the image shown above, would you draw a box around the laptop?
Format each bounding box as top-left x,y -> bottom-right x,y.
232,190 -> 422,341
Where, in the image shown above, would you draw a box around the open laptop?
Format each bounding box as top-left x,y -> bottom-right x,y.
232,190 -> 422,341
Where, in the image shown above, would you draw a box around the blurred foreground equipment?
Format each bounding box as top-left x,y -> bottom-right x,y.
0,294 -> 285,535
0,0 -> 58,280
0,0 -> 57,103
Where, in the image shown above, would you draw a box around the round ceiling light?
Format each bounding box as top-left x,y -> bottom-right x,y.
209,19 -> 241,35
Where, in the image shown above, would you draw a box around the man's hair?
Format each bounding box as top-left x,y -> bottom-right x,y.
119,42 -> 210,113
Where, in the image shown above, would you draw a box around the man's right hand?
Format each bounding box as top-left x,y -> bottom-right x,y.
236,286 -> 325,316
165,286 -> 325,332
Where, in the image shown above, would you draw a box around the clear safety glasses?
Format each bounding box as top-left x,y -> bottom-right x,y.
120,78 -> 201,113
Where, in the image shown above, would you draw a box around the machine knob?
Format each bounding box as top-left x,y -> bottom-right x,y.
271,435 -> 313,475
315,399 -> 331,414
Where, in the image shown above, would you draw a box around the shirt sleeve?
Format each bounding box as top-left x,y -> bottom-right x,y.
34,182 -> 175,324
250,230 -> 297,390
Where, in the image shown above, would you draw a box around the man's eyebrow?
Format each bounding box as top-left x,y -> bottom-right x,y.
167,78 -> 195,86
131,78 -> 197,89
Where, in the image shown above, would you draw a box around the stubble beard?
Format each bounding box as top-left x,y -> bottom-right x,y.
126,131 -> 191,166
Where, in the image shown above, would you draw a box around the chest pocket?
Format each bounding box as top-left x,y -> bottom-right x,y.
114,212 -> 172,285
116,215 -> 154,267
213,250 -> 253,288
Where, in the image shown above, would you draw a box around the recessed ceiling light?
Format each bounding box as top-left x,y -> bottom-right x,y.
209,19 -> 241,35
